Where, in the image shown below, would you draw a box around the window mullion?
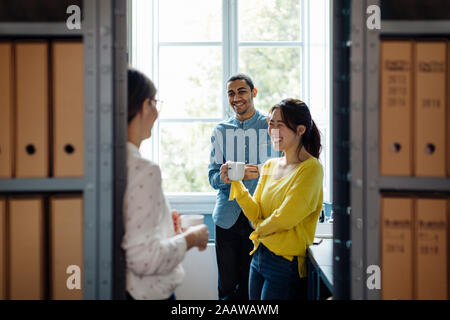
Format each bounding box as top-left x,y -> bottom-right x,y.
238,41 -> 303,47
153,0 -> 160,163
159,41 -> 222,47
222,0 -> 230,119
302,0 -> 310,106
230,0 -> 238,75
222,0 -> 238,119
158,118 -> 223,123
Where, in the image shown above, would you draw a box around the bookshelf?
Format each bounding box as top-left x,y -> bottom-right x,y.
378,177 -> 450,192
381,20 -> 450,35
0,0 -> 127,300
0,178 -> 85,192
348,0 -> 450,300
0,22 -> 83,36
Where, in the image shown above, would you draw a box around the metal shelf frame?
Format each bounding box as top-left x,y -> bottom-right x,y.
0,0 -> 127,300
378,177 -> 450,193
350,0 -> 384,301
381,20 -> 450,35
332,0 -> 351,300
0,22 -> 83,37
350,0 -> 368,300
83,0 -> 127,300
0,178 -> 85,192
112,0 -> 128,301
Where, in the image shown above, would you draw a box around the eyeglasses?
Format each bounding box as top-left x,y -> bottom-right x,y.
151,98 -> 164,113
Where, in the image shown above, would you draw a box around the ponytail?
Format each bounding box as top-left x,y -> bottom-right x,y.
270,98 -> 322,160
303,119 -> 322,159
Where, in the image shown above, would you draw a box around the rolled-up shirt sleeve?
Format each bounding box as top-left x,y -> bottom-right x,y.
122,162 -> 187,277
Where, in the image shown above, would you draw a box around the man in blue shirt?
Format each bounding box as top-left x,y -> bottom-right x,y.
208,74 -> 276,300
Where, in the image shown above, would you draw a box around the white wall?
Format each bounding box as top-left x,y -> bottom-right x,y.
175,243 -> 218,300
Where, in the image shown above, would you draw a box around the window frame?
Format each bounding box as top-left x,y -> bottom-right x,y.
129,0 -> 332,222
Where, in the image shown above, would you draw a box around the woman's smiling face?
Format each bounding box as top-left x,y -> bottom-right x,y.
268,108 -> 299,152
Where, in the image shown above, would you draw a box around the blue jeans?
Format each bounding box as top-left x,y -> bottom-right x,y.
249,244 -> 307,300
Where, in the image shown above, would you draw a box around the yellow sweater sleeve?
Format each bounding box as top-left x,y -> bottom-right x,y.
254,161 -> 323,237
229,174 -> 265,225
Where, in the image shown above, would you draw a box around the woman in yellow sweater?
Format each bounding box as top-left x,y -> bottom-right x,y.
221,98 -> 323,300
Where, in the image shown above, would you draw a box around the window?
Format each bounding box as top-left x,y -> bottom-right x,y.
130,0 -> 331,207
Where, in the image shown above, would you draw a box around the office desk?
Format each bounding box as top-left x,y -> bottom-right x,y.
307,238 -> 333,299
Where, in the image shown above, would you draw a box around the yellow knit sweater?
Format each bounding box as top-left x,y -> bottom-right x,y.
229,157 -> 324,277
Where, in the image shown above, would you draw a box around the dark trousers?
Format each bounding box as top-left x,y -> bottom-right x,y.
215,212 -> 254,300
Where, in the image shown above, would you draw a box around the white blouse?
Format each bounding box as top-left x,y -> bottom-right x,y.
122,142 -> 187,300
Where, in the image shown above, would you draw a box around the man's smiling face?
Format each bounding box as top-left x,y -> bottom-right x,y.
227,79 -> 256,118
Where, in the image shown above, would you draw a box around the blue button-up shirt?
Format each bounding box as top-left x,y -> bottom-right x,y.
208,109 -> 279,229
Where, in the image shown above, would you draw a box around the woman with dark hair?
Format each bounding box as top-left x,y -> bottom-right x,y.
122,68 -> 209,300
223,98 -> 324,300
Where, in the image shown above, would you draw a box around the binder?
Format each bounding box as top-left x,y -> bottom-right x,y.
0,43 -> 13,178
50,195 -> 83,300
447,41 -> 450,177
380,196 -> 413,299
15,42 -> 49,177
414,41 -> 447,177
415,198 -> 448,300
0,198 -> 5,300
52,41 -> 84,177
380,41 -> 413,176
8,197 -> 45,300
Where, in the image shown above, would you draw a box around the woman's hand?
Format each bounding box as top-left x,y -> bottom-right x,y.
184,224 -> 209,251
243,164 -> 259,180
171,210 -> 182,234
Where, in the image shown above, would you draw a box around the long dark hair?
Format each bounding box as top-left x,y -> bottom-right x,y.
269,98 -> 322,159
127,68 -> 157,123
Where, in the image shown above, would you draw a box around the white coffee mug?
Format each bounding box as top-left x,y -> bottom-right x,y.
228,162 -> 245,181
180,214 -> 204,230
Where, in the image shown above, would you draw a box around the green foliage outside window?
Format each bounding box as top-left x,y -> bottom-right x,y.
160,0 -> 302,193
